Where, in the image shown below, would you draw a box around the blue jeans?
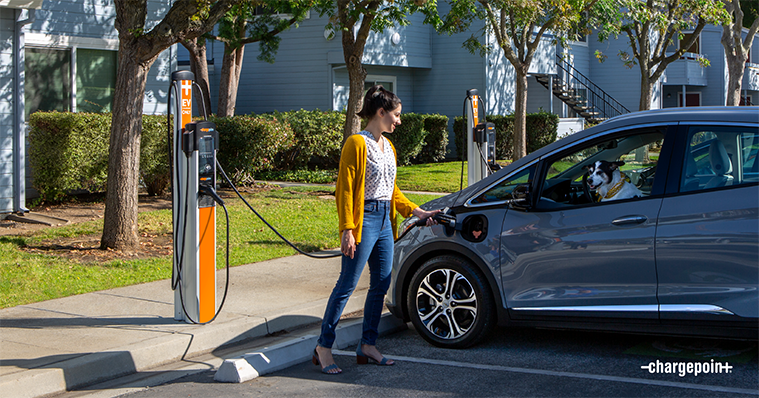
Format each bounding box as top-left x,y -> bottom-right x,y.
318,199 -> 394,348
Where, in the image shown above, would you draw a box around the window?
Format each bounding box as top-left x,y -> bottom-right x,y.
25,48 -> 71,117
25,47 -> 117,116
364,75 -> 396,93
76,49 -> 118,113
680,33 -> 700,54
469,164 -> 535,206
681,126 -> 759,192
537,131 -> 664,208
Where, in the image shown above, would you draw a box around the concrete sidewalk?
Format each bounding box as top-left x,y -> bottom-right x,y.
0,253 -> 372,398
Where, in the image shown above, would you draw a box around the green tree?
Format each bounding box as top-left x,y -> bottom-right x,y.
314,0 -> 440,141
594,0 -> 729,110
440,0 -> 595,160
102,0 -> 239,251
182,1 -> 311,117
214,0 -> 312,116
721,0 -> 759,106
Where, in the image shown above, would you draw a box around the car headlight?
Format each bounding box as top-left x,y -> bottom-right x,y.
399,216 -> 420,238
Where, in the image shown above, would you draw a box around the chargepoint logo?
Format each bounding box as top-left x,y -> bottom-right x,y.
641,359 -> 733,377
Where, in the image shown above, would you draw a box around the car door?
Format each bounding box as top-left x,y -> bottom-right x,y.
656,123 -> 759,323
501,126 -> 673,320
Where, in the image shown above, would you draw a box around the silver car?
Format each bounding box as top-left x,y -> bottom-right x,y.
388,107 -> 759,348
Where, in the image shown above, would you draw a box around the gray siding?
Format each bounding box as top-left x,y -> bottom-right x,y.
28,0 -> 117,40
589,33 -> 649,111
0,8 -> 14,213
27,0 -> 171,116
205,12 -> 432,115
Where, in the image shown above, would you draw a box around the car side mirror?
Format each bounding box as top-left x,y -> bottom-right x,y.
507,183 -> 531,211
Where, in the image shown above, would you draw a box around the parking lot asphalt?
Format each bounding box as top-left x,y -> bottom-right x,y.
107,326 -> 759,398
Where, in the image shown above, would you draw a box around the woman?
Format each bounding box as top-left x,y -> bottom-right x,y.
312,85 -> 439,374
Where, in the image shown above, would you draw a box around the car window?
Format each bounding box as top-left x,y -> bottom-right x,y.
469,164 -> 535,205
681,126 -> 759,192
537,131 -> 664,208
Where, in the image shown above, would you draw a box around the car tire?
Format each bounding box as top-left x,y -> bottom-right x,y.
406,255 -> 495,348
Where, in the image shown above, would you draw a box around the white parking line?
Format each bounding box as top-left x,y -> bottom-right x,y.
333,350 -> 758,396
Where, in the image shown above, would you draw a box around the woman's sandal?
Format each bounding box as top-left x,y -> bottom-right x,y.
356,344 -> 394,366
312,348 -> 342,374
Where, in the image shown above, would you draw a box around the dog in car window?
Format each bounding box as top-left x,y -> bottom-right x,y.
586,160 -> 642,202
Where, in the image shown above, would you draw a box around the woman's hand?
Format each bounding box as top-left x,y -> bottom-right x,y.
341,229 -> 356,259
412,208 -> 441,227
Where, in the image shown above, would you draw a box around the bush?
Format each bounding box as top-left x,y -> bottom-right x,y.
453,112 -> 558,160
213,115 -> 295,185
385,113 -> 427,166
28,112 -> 169,201
273,109 -> 344,170
140,115 -> 170,196
417,114 -> 449,164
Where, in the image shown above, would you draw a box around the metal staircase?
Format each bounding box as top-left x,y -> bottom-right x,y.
535,55 -> 630,123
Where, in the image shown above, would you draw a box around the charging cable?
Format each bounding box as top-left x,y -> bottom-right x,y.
215,160 -> 341,259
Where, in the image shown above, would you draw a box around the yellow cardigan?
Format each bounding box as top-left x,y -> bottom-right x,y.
336,134 -> 418,243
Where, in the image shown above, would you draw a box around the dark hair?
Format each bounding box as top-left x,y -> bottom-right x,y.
357,85 -> 401,119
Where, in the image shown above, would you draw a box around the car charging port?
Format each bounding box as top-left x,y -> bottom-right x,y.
461,214 -> 488,242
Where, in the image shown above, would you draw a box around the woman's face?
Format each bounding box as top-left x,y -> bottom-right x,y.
376,104 -> 402,133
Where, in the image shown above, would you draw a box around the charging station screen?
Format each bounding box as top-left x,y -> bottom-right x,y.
198,137 -> 214,177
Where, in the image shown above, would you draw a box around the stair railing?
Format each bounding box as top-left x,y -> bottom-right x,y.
555,55 -> 630,120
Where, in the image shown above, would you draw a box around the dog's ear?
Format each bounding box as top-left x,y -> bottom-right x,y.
610,161 -> 625,170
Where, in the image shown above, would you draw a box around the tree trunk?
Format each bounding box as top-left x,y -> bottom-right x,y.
217,44 -> 245,117
639,72 -> 654,111
513,70 -> 528,160
343,52 -> 366,141
100,51 -> 156,251
182,38 -> 213,116
725,56 -> 745,106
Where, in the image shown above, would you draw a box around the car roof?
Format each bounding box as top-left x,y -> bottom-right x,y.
434,106 -> 759,209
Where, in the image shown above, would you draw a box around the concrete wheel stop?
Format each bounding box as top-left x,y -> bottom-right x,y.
214,313 -> 407,383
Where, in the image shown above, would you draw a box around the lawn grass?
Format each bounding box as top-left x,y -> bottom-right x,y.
396,161 -> 467,193
0,187 -> 441,308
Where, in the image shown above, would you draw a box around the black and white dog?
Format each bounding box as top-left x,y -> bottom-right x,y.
586,160 -> 642,202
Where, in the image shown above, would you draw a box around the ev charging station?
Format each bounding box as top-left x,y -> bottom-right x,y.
170,70 -> 220,324
465,89 -> 497,186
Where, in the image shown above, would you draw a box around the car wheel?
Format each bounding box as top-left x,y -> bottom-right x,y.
407,255 -> 495,348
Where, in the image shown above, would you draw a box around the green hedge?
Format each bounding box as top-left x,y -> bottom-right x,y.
271,109 -> 344,170
212,115 -> 295,185
453,111 -> 558,160
417,114 -> 449,164
28,112 -> 169,201
385,113 -> 426,166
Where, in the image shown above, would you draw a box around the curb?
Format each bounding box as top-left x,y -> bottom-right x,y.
214,312 -> 408,383
2,292 -> 370,398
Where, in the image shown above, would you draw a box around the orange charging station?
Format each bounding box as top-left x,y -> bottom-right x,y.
466,89 -> 487,185
170,71 -> 217,324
